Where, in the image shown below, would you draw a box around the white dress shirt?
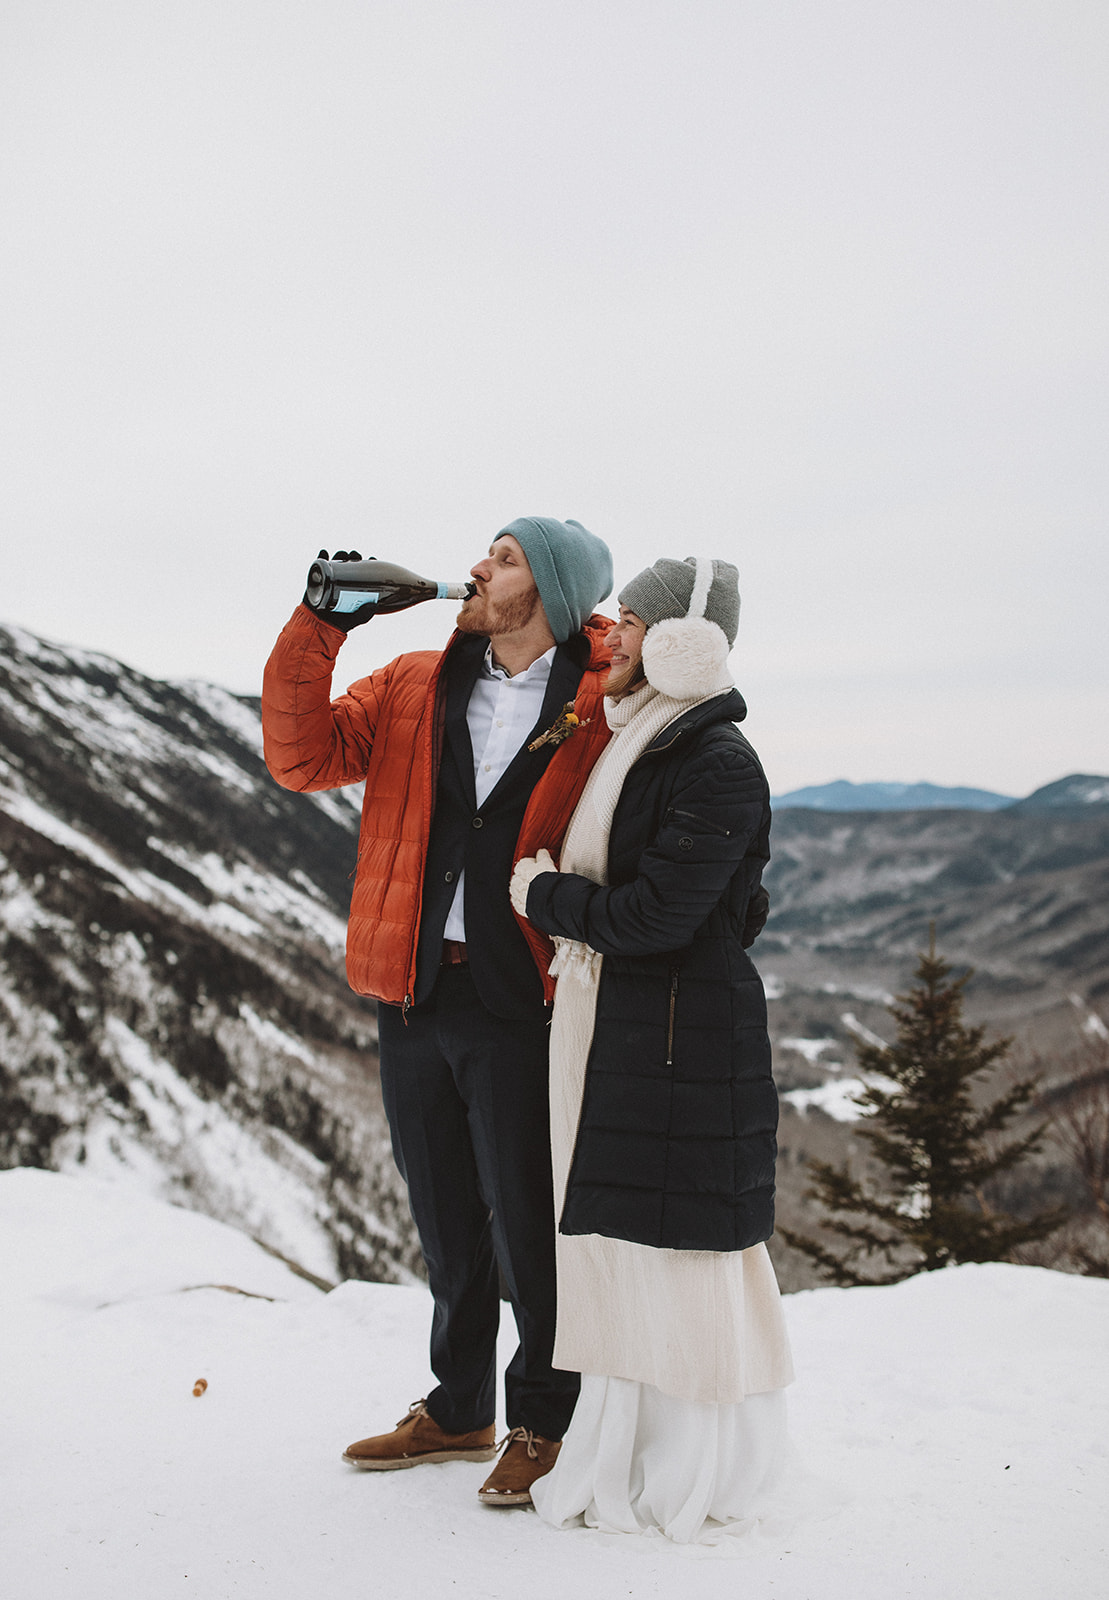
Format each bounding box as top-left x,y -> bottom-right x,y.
442,642 -> 556,942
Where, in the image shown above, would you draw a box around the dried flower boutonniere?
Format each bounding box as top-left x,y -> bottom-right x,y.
529,700 -> 590,752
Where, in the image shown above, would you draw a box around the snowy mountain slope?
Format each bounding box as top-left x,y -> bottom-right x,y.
0,621 -> 419,1285
3,1167 -> 1105,1600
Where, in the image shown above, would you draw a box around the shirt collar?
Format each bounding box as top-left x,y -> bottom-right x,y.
480,641 -> 557,683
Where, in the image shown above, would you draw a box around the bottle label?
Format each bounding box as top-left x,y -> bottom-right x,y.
436,582 -> 449,599
334,590 -> 380,613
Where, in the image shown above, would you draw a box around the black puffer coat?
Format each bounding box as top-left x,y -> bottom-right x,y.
524,689 -> 777,1253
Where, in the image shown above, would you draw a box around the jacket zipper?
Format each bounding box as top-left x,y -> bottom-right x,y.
667,806 -> 732,838
666,965 -> 680,1066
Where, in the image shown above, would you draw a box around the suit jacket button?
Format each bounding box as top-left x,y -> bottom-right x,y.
444,870 -> 454,883
472,816 -> 484,829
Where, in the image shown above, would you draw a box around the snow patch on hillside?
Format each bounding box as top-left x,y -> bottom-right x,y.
783,1078 -> 869,1121
780,1036 -> 841,1065
54,1021 -> 342,1282
175,679 -> 268,756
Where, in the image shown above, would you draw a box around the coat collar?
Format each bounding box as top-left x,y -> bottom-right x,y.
639,687 -> 747,757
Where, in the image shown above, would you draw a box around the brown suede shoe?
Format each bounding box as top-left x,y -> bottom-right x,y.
342,1399 -> 497,1470
477,1427 -> 562,1506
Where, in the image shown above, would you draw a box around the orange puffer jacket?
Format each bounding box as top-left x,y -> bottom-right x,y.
262,605 -> 614,1007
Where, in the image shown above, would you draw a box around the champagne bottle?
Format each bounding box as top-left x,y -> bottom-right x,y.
305,557 -> 475,616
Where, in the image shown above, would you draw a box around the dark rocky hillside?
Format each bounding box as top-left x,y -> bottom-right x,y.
761,802 -> 1109,1057
0,621 -> 419,1287
760,798 -> 1109,1289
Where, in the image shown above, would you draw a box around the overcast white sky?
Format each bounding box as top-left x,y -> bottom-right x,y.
1,0 -> 1106,794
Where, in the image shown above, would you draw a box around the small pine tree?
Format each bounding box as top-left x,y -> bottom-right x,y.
780,934 -> 1065,1285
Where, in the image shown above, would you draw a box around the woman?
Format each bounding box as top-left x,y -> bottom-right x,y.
509,556 -> 793,1544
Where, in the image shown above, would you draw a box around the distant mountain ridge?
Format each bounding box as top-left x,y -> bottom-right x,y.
1007,774 -> 1109,811
774,780 -> 1012,811
773,775 -> 1109,812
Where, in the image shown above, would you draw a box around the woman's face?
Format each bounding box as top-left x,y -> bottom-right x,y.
605,607 -> 647,680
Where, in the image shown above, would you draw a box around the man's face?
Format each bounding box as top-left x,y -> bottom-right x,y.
457,535 -> 542,637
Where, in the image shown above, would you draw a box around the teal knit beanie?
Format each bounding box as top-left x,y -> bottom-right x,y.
494,516 -> 613,644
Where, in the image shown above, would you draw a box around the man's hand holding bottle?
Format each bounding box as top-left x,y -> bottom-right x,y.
303,549 -> 379,630
302,551 -> 475,632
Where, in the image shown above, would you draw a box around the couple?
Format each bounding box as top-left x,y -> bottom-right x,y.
262,516 -> 793,1543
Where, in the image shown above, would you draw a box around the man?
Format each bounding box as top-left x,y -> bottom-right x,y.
262,516 -> 614,1505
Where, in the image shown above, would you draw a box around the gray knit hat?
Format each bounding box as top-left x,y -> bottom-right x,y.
494,516 -> 613,644
618,556 -> 740,699
618,556 -> 740,646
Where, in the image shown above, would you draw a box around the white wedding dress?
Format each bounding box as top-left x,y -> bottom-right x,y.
530,687 -> 795,1544
532,1375 -> 791,1543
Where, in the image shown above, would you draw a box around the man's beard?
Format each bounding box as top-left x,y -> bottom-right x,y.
456,587 -> 541,637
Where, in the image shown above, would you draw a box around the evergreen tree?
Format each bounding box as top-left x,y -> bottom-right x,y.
780,935 -> 1065,1285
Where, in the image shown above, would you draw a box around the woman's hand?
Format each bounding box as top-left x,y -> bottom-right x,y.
510,849 -> 558,917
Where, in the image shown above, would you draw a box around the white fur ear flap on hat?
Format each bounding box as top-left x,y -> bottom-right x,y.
640,557 -> 732,698
641,617 -> 730,697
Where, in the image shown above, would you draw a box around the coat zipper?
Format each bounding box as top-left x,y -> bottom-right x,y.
666,965 -> 680,1066
667,806 -> 732,838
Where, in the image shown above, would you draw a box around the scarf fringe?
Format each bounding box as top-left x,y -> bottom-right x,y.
549,937 -> 604,986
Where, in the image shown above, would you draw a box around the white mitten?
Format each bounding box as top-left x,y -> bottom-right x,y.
509,848 -> 558,918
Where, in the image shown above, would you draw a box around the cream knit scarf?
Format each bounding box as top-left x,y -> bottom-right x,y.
548,678 -> 729,986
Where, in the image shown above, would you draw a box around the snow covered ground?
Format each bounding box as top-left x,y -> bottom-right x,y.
2,1167 -> 1105,1600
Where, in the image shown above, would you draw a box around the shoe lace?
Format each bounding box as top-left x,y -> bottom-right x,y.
395,1398 -> 431,1428
496,1425 -> 540,1460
